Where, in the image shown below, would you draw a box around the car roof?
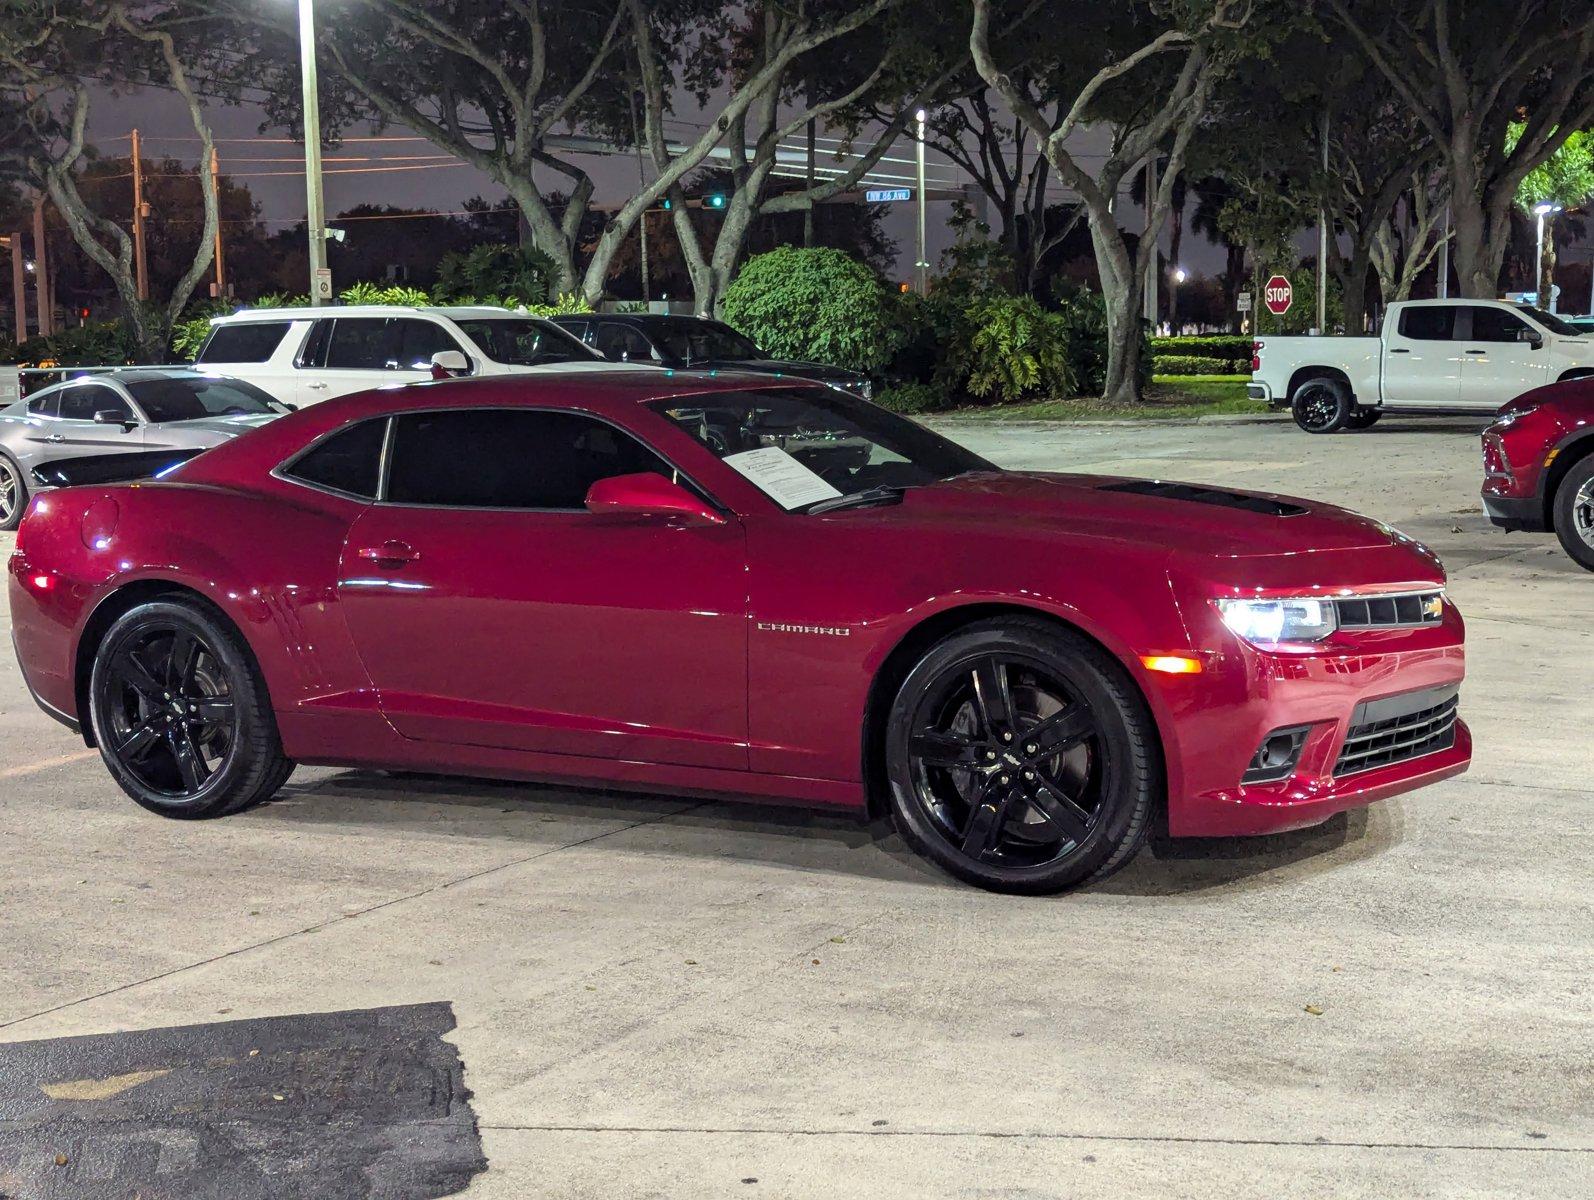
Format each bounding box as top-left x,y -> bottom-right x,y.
555,313 -> 717,325
29,367 -> 219,394
209,304 -> 524,323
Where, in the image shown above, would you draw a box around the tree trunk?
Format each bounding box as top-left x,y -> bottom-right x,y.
1092,224 -> 1143,405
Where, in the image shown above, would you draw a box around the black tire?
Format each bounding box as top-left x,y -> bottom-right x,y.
88,599 -> 289,818
1291,376 -> 1352,433
1345,408 -> 1382,430
1551,453 -> 1594,572
883,618 -> 1158,894
0,452 -> 26,532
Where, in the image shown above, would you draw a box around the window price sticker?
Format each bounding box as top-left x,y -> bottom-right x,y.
722,447 -> 842,510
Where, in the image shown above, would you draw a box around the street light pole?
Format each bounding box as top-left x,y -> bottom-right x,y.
297,0 -> 329,305
914,109 -> 928,295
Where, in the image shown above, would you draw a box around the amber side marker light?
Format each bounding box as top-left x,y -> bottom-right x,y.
1141,654 -> 1203,675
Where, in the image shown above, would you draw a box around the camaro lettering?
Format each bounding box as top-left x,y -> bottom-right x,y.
756,622 -> 852,637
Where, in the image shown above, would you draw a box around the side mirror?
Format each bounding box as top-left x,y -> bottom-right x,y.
601,346 -> 628,363
94,409 -> 138,430
430,350 -> 471,379
1517,328 -> 1544,349
585,472 -> 726,525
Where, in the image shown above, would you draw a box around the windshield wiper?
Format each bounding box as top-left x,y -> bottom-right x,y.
806,485 -> 907,515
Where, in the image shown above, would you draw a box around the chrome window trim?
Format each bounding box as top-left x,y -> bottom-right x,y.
270,414 -> 391,503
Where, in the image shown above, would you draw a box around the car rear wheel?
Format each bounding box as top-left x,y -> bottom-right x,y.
1346,408 -> 1382,430
1551,453 -> 1594,572
0,454 -> 25,532
883,619 -> 1157,894
89,599 -> 290,818
1291,377 -> 1352,433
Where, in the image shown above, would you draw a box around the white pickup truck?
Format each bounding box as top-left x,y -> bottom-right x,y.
1249,299 -> 1594,432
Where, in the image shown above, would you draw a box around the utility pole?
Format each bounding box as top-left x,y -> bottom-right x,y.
130,128 -> 149,301
31,197 -> 51,337
1143,159 -> 1158,328
1316,108 -> 1328,332
210,145 -> 226,298
914,109 -> 928,295
8,232 -> 24,343
297,0 -> 329,304
626,81 -> 650,305
1437,200 -> 1450,299
804,118 -> 816,248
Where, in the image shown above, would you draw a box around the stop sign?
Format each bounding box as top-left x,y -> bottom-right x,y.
1264,274 -> 1293,316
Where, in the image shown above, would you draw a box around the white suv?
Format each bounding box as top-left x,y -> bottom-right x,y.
192,305 -> 650,407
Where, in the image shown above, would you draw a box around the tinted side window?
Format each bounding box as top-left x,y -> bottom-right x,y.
393,319 -> 463,370
325,319 -> 394,369
1468,306 -> 1532,344
386,409 -> 670,509
59,384 -> 133,422
196,321 -> 292,364
283,419 -> 386,498
594,323 -> 652,360
1397,306 -> 1458,341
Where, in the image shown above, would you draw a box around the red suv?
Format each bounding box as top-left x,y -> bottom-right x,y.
1481,377 -> 1594,569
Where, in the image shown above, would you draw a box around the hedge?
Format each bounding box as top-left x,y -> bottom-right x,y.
1153,354 -> 1253,376
1149,335 -> 1251,373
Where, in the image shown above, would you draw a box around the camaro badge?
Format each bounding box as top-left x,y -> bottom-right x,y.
756,622 -> 852,637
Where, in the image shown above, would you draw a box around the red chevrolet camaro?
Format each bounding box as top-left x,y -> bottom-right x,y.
8,373 -> 1470,893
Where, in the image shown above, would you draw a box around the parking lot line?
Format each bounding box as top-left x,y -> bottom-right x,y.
0,749 -> 97,780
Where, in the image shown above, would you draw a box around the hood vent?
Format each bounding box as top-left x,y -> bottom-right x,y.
1097,479 -> 1308,517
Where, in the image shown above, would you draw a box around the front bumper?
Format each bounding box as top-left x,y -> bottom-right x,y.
1162,606 -> 1469,837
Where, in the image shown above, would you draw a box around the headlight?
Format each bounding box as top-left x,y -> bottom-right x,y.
1217,596 -> 1337,644
1491,402 -> 1539,428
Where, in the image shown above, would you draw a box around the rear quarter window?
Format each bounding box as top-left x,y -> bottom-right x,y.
196,322 -> 293,364
281,419 -> 387,499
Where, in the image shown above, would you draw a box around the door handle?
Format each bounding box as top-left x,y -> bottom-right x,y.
356,540 -> 420,567
1465,349 -> 1488,356
307,382 -> 329,391
1389,348 -> 1409,354
46,434 -> 65,443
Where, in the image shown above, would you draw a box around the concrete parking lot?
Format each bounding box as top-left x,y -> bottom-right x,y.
1,413 -> 1589,1198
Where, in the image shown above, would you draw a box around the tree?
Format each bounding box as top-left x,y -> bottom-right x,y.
1326,0 -> 1594,299
629,0 -> 941,314
969,0 -> 1260,403
1511,125 -> 1594,309
0,2 -> 220,359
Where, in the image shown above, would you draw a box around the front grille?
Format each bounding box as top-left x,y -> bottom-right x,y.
1333,591 -> 1443,629
1335,685 -> 1459,777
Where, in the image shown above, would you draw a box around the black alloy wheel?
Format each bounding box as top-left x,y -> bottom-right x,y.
0,454 -> 24,532
884,619 -> 1157,894
90,600 -> 293,818
1291,377 -> 1352,433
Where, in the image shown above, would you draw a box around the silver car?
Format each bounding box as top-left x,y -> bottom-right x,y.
0,369 -> 289,530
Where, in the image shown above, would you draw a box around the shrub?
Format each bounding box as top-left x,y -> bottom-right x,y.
1153,354 -> 1251,376
432,243 -> 556,306
942,293 -> 1073,404
1050,286 -> 1151,396
721,246 -> 900,373
338,282 -> 431,307
11,321 -> 139,368
1149,335 -> 1251,374
874,381 -> 953,414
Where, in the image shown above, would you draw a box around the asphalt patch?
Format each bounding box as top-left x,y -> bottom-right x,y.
0,1002 -> 484,1199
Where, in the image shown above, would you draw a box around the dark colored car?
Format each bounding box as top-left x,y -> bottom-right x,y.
551,313 -> 872,398
1481,377 -> 1594,569
10,373 -> 1469,894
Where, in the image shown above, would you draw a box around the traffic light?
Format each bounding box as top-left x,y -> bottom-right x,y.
705,193 -> 727,210
78,306 -> 91,322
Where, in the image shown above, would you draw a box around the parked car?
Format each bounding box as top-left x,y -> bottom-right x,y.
1481,376 -> 1594,570
1563,314 -> 1594,336
190,304 -> 648,407
1250,299 -> 1594,432
0,369 -> 288,531
551,313 -> 872,397
9,373 -> 1469,893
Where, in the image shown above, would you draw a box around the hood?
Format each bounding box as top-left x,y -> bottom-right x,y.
693,358 -> 865,385
889,471 -> 1407,562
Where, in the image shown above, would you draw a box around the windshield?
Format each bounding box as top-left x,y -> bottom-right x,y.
651,318 -> 764,364
651,387 -> 995,513
125,376 -> 283,422
1514,305 -> 1585,337
455,318 -> 598,366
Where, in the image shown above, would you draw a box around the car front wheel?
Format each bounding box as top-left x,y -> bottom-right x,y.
883,618 -> 1158,894
0,454 -> 25,532
89,599 -> 293,818
1552,453 -> 1594,572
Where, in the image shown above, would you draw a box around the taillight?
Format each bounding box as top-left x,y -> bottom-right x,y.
1250,340 -> 1263,373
